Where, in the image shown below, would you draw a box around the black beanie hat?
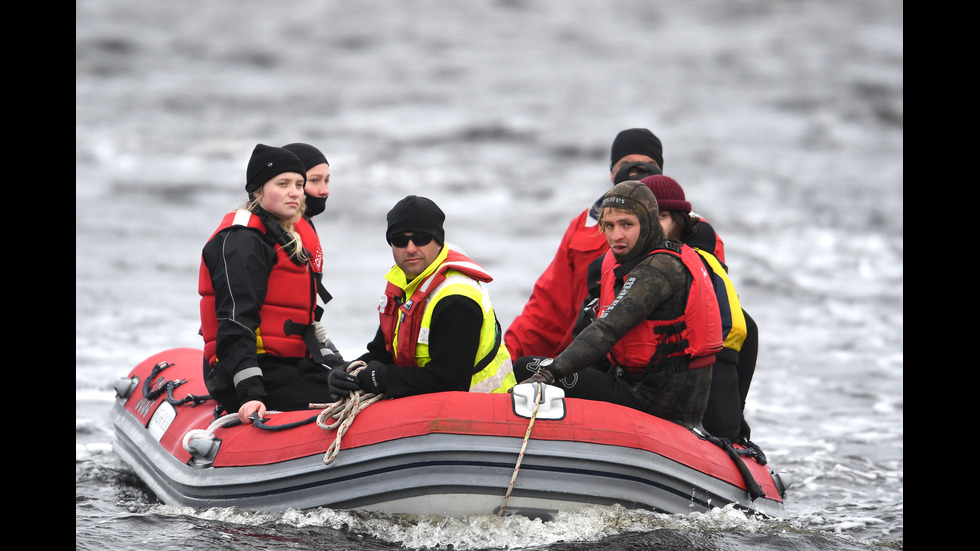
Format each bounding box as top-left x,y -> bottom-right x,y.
282,142 -> 330,217
609,128 -> 664,170
386,195 -> 446,246
282,142 -> 329,171
245,144 -> 307,194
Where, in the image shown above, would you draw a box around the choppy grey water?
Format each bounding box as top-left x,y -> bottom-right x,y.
76,1 -> 903,549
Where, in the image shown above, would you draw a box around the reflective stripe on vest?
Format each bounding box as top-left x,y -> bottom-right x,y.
418,273 -> 515,393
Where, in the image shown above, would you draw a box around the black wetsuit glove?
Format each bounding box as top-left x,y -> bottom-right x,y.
328,364 -> 360,400
518,357 -> 558,385
355,361 -> 386,394
514,356 -> 554,383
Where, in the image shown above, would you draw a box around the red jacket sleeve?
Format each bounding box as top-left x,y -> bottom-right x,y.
504,210 -> 609,359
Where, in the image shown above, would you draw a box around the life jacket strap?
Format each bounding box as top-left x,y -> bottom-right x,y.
283,319 -> 326,364
471,318 -> 503,374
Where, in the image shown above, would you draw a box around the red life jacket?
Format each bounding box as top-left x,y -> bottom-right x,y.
378,249 -> 493,367
597,241 -> 722,373
199,210 -> 321,365
504,207 -> 725,360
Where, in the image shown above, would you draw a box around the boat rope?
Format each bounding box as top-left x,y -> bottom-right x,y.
248,411 -> 319,430
692,428 -> 766,500
182,412 -> 244,454
143,360 -> 211,407
142,361 -> 175,400
497,382 -> 544,517
179,362 -> 385,461
311,360 -> 385,466
182,407 -> 320,453
735,439 -> 768,465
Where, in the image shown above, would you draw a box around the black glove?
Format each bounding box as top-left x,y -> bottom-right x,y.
355,361 -> 386,395
328,363 -> 361,401
328,361 -> 387,400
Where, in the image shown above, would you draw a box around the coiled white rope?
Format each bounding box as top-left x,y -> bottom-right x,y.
311,360 -> 385,465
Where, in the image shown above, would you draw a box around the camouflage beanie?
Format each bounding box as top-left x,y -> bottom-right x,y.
600,180 -> 665,263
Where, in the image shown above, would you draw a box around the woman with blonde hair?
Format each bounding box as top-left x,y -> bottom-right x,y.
199,144 -> 340,423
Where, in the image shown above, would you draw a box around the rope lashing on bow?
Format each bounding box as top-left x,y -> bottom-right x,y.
311,360 -> 385,465
497,382 -> 545,517
142,360 -> 210,407
179,362 -> 385,464
182,412 -> 244,455
180,408 -> 313,457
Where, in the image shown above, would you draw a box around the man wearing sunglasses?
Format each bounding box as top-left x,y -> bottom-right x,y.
328,195 -> 516,399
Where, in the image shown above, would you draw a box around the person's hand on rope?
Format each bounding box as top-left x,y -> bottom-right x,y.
328,360 -> 387,400
514,356 -> 558,387
354,361 -> 386,395
328,362 -> 361,400
524,368 -> 555,386
238,399 -> 266,424
514,356 -> 551,380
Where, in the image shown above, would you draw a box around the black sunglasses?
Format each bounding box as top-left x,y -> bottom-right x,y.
389,233 -> 434,248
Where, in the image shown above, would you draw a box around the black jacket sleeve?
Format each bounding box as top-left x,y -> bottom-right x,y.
202,226 -> 276,405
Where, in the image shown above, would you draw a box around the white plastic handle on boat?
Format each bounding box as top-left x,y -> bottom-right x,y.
511,382 -> 566,420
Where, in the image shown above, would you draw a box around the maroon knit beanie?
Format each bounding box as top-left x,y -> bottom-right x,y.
640,175 -> 691,213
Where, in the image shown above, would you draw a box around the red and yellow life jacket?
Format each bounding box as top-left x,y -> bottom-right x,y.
377,247 -> 515,393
